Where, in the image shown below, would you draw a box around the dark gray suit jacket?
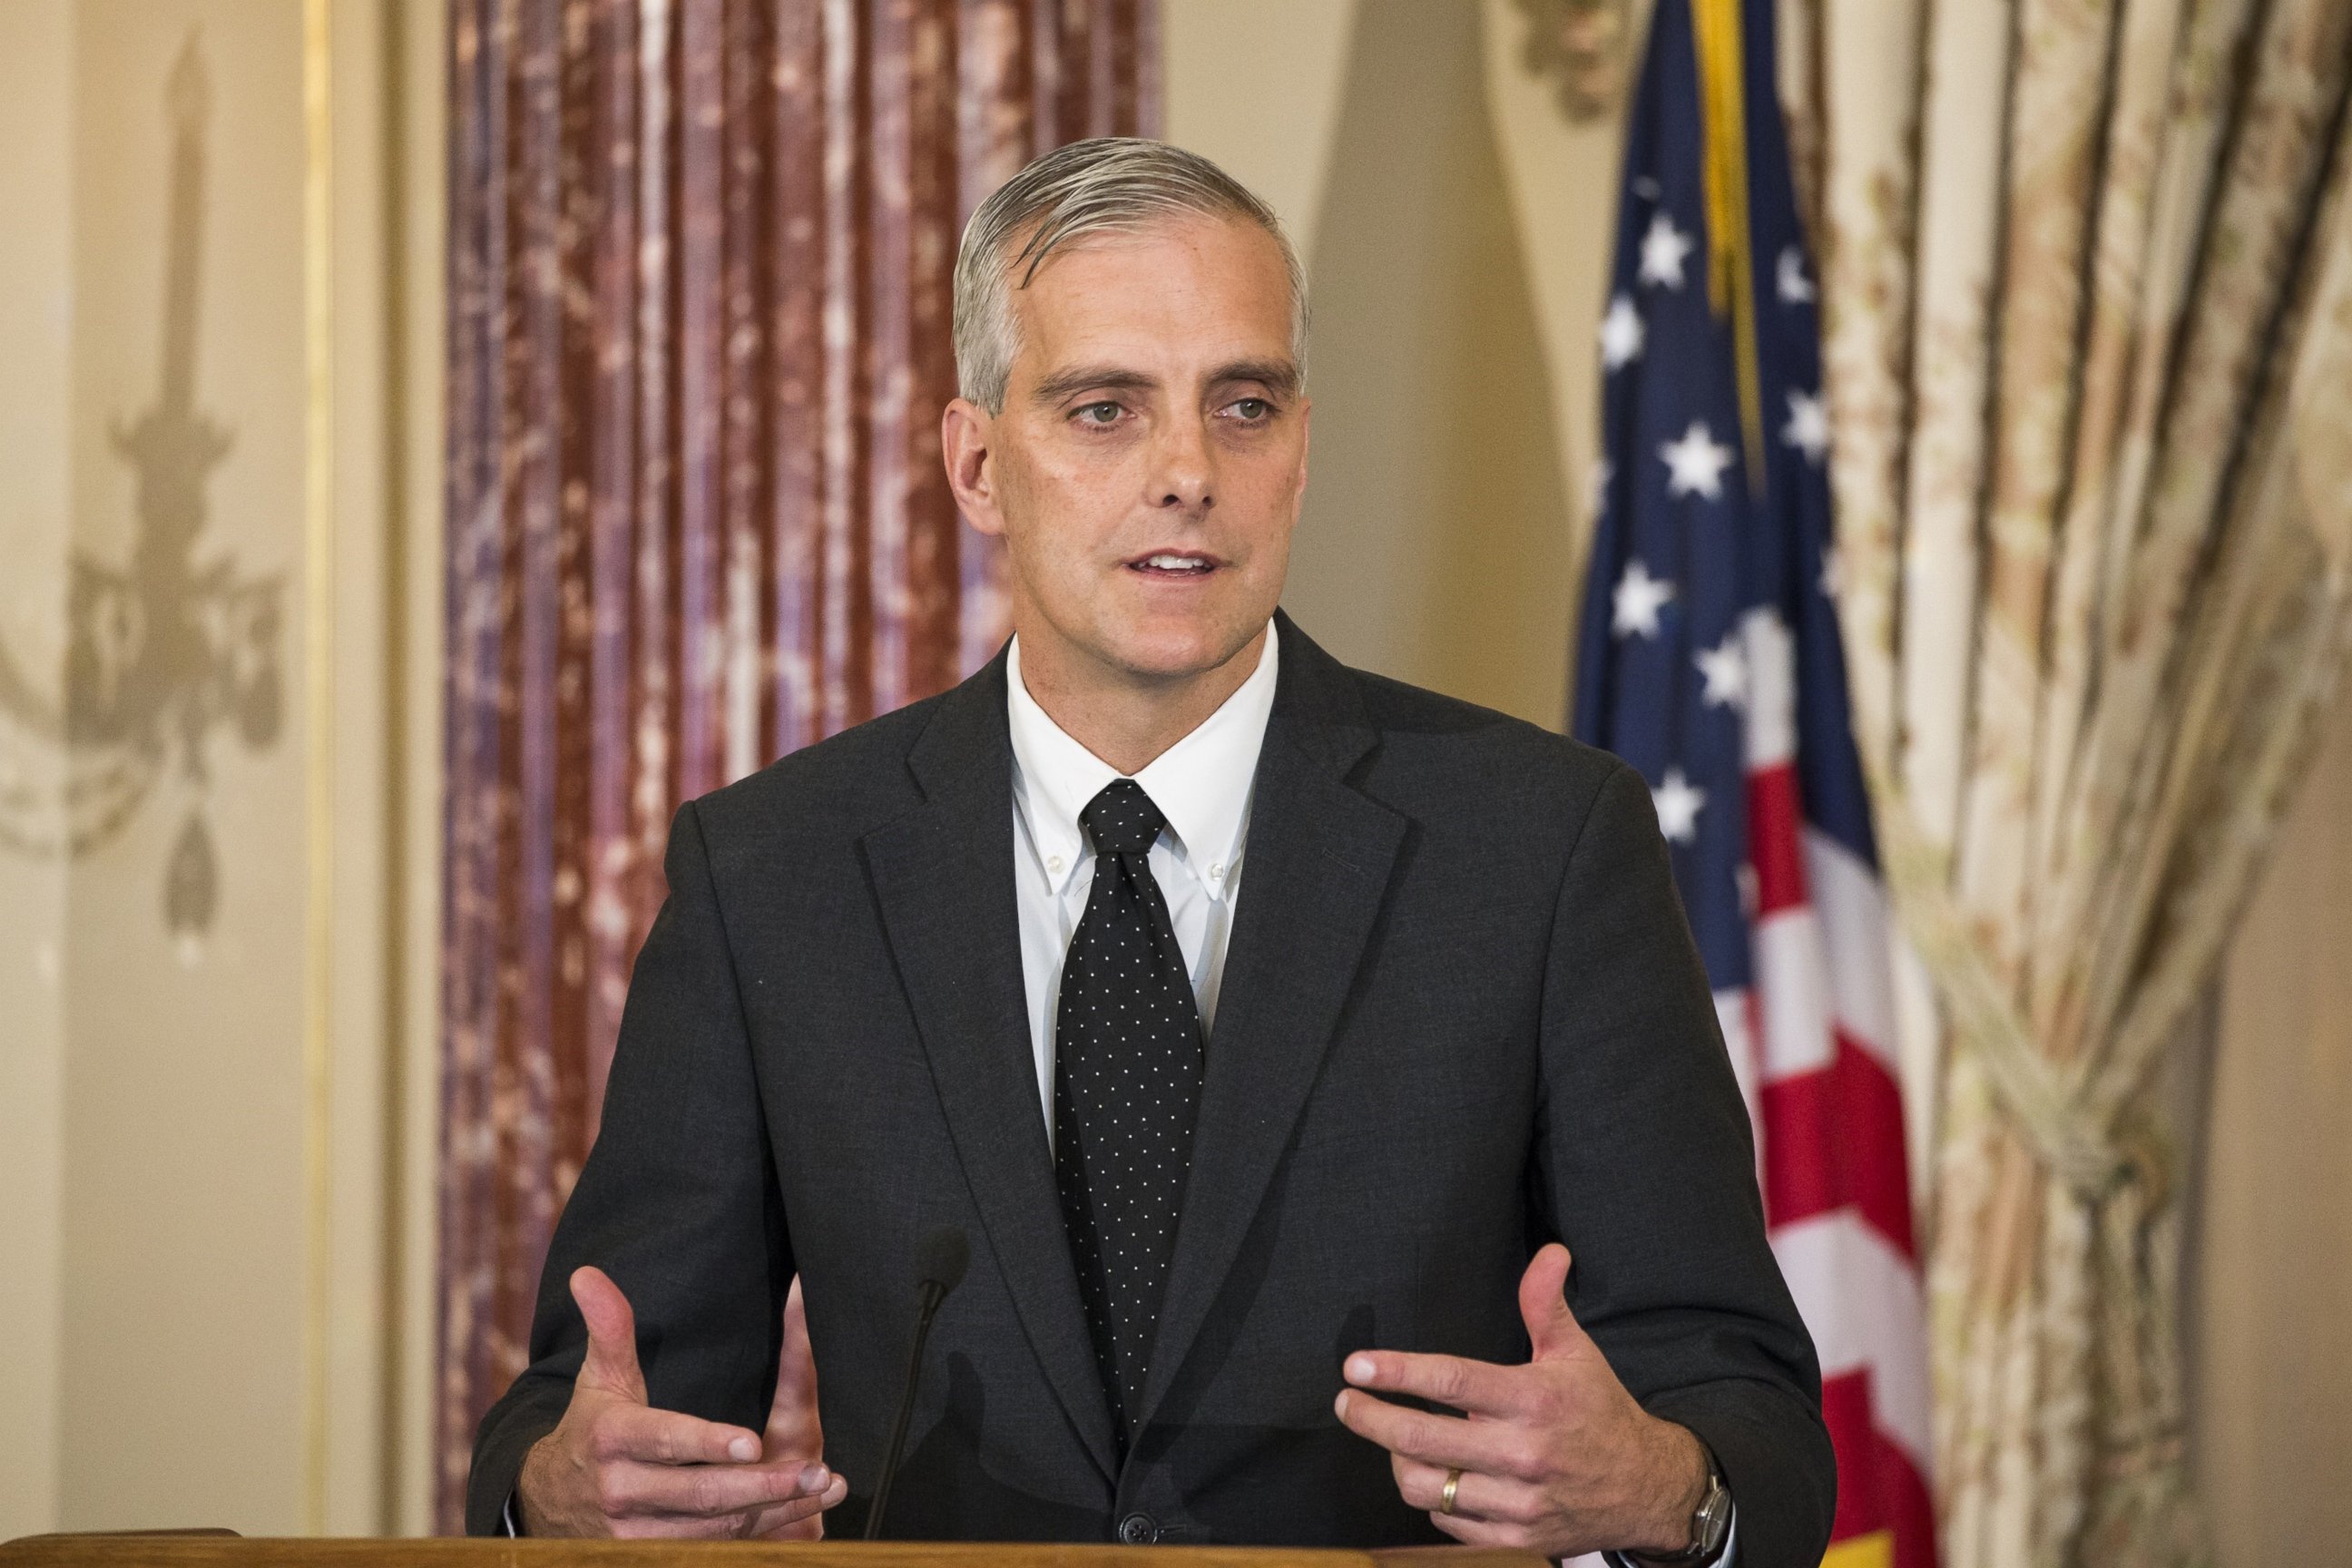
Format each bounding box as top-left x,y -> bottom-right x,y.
468,613 -> 1834,1562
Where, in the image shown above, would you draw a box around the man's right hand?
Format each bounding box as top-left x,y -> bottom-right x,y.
514,1266 -> 849,1537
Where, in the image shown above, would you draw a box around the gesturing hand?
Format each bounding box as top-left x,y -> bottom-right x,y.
515,1267 -> 850,1538
1333,1244 -> 1710,1560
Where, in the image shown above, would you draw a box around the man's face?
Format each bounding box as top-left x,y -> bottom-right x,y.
947,214 -> 1308,687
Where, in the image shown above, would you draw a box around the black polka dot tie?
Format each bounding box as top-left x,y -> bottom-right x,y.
1053,779 -> 1205,1449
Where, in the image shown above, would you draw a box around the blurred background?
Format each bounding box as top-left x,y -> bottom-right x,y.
0,0 -> 2346,1562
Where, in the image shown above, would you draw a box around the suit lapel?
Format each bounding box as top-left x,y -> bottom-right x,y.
1137,622 -> 1407,1433
860,657 -> 1119,1482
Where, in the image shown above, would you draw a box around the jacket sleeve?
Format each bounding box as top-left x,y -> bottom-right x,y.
466,799 -> 795,1534
1534,760 -> 1836,1568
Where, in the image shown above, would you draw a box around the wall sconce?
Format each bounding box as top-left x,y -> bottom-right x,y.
1512,0 -> 1628,122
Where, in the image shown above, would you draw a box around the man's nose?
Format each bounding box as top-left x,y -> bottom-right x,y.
1148,416 -> 1215,514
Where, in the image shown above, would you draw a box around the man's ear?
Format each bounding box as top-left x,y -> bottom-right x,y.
942,397 -> 1004,538
1293,397 -> 1312,506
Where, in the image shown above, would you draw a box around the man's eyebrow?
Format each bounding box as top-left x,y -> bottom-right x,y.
1027,358 -> 1305,407
1030,366 -> 1158,405
1208,358 -> 1302,399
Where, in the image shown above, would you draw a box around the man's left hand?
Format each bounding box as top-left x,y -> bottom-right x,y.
1333,1243 -> 1711,1560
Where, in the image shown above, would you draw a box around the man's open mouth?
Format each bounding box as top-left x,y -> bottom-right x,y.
1128,552 -> 1219,578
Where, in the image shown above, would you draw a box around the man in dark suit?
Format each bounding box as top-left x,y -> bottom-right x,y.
472,137 -> 1833,1565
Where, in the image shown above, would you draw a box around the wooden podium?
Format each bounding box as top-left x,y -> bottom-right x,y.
0,1539 -> 1546,1568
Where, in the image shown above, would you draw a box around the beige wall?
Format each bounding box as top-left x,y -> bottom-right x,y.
0,0 -> 443,1539
0,0 -> 75,1534
2195,683 -> 2352,1564
57,1 -> 310,1533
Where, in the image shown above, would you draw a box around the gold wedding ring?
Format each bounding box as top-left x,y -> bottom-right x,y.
1439,1467 -> 1463,1516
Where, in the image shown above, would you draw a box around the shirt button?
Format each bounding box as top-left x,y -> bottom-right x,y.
1208,862 -> 1225,881
1047,855 -> 1065,877
1117,1514 -> 1157,1545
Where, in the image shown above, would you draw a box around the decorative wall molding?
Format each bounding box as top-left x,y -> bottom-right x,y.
1511,0 -> 1628,122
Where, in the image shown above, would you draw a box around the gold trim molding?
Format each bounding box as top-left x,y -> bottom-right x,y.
301,0 -> 336,1535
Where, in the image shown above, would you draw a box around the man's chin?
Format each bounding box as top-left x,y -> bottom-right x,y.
1100,620 -> 1268,686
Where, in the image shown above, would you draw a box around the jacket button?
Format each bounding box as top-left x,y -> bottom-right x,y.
1117,1514 -> 1157,1545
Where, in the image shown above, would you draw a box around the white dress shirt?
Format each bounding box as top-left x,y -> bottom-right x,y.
1004,621 -> 1279,1142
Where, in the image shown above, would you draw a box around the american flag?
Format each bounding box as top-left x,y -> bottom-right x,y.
1571,4 -> 1936,1566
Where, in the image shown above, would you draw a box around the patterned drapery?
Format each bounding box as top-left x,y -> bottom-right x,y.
436,0 -> 1157,1529
1784,0 -> 2352,1562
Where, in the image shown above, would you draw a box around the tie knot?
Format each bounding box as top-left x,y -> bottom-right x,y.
1082,779 -> 1167,857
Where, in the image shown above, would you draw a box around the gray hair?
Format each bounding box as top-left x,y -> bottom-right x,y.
952,137 -> 1308,414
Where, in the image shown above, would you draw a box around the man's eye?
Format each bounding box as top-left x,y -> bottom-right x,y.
1229,398 -> 1272,420
1074,402 -> 1122,424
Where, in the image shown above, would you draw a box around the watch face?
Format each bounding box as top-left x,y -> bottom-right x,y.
1696,1482 -> 1731,1553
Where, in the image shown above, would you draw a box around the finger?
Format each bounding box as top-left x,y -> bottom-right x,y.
592,1401 -> 762,1466
1427,1507 -> 1533,1551
1390,1453 -> 1541,1527
572,1267 -> 648,1403
1341,1348 -> 1534,1419
609,1514 -> 764,1541
745,1470 -> 849,1540
765,1275 -> 822,1460
1518,1243 -> 1587,1362
1333,1386 -> 1524,1475
603,1458 -> 835,1522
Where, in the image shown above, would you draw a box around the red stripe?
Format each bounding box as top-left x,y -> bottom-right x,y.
1821,1370 -> 1938,1567
1747,761 -> 1808,916
1759,1031 -> 1916,1258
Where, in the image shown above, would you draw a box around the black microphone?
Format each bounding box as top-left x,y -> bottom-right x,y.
864,1225 -> 970,1540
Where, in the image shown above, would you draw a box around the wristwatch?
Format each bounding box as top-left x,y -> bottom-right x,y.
1622,1444 -> 1731,1566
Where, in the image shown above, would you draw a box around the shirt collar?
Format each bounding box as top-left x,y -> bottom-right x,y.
1006,622 -> 1280,896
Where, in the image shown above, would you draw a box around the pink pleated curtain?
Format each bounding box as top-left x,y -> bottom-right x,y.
436,0 -> 1158,1527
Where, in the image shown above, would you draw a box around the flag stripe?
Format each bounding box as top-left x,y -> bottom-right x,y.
1759,1031 -> 1917,1256
1805,827 -> 1900,1068
1748,762 -> 1808,915
1822,1371 -> 1939,1568
1753,907 -> 1835,1079
1771,1209 -> 1933,1469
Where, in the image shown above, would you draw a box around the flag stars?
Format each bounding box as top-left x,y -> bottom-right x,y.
1818,544 -> 1846,602
1696,633 -> 1749,710
1783,389 -> 1828,465
1776,245 -> 1817,304
1639,211 -> 1694,289
1612,559 -> 1677,640
1599,293 -> 1645,370
1661,420 -> 1736,500
1651,768 -> 1709,844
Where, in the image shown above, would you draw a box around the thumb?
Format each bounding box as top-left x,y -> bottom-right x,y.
1518,1243 -> 1589,1362
572,1266 -> 648,1403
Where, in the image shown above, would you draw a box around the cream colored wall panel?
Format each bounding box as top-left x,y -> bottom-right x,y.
1161,0 -> 1360,261
0,0 -> 76,1539
0,0 -> 443,1534
55,0 -> 309,1534
324,0 -> 392,1534
389,0 -> 448,1534
1480,0 -> 1644,689
1280,0 -> 1576,728
2197,688 -> 2352,1567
